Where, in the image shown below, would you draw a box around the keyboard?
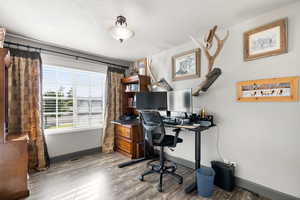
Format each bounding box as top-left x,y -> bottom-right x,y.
162,118 -> 181,125
163,120 -> 181,126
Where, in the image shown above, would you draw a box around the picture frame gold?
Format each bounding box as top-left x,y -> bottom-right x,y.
0,28 -> 6,48
172,48 -> 201,81
236,76 -> 299,102
243,18 -> 288,61
135,58 -> 148,76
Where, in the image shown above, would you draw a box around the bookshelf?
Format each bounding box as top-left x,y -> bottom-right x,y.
114,75 -> 150,159
121,75 -> 150,115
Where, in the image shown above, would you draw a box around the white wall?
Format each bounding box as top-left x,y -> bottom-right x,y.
42,54 -> 106,158
149,2 -> 300,198
45,129 -> 101,157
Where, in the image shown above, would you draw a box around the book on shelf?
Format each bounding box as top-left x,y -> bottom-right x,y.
126,84 -> 139,92
127,95 -> 136,108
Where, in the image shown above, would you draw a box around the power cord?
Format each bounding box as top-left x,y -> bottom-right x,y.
215,125 -> 237,167
215,125 -> 226,163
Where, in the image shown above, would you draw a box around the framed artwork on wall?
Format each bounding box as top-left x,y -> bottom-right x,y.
172,48 -> 201,81
236,76 -> 299,102
243,18 -> 288,61
0,28 -> 6,48
135,58 -> 148,76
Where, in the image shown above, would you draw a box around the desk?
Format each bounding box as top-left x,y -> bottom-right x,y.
165,123 -> 214,194
112,119 -> 214,193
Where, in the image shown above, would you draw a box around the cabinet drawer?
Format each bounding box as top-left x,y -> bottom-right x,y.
116,138 -> 132,154
116,125 -> 131,139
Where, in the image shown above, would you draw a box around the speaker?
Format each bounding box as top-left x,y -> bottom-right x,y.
211,161 -> 235,192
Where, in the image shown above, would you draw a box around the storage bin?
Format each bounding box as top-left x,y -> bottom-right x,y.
196,167 -> 215,197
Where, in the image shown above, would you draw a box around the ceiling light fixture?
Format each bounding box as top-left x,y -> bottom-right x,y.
110,15 -> 134,43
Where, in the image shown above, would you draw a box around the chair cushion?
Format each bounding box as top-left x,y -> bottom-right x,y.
152,134 -> 183,147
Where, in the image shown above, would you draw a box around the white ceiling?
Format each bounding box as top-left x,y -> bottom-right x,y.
0,0 -> 297,61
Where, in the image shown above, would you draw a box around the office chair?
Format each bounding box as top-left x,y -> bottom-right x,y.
138,111 -> 183,192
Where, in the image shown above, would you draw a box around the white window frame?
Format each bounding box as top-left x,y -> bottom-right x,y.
42,57 -> 107,135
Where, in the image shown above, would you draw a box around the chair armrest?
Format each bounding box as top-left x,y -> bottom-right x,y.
171,128 -> 181,147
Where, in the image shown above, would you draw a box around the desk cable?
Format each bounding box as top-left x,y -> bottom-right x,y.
215,125 -> 227,163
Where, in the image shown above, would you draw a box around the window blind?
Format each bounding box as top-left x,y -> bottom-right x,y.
42,65 -> 105,133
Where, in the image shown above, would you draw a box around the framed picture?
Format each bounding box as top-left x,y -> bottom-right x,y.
236,76 -> 299,102
244,18 -> 288,61
0,28 -> 6,48
172,48 -> 201,81
135,58 -> 147,76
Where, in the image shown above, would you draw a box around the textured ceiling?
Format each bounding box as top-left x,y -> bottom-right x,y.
0,0 -> 297,61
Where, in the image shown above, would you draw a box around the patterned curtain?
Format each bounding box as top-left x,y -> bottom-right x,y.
102,67 -> 124,153
8,48 -> 49,171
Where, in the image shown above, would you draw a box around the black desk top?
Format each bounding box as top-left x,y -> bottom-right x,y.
164,123 -> 214,132
111,119 -> 214,132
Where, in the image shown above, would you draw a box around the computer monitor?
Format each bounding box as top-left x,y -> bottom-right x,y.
167,88 -> 193,113
136,92 -> 167,110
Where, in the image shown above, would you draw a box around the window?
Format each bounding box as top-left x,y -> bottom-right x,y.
42,65 -> 105,133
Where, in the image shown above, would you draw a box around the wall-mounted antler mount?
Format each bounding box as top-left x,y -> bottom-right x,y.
147,26 -> 228,95
147,59 -> 173,91
191,26 -> 229,96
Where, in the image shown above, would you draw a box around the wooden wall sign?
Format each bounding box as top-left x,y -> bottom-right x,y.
244,18 -> 288,61
236,76 -> 299,102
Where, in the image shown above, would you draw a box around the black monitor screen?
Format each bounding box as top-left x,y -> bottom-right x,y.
136,92 -> 167,110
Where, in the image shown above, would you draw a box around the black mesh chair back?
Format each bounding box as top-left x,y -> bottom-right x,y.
140,111 -> 165,146
139,111 -> 183,192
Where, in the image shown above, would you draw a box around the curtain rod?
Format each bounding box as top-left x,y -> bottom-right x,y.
4,41 -> 129,70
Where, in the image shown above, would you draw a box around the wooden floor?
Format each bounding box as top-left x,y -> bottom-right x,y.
24,152 -> 270,200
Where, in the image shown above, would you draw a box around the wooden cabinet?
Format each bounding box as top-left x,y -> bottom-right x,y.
114,75 -> 150,159
116,125 -> 131,139
0,49 -> 29,200
0,139 -> 29,200
115,123 -> 143,159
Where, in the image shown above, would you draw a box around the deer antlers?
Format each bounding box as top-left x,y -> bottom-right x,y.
204,29 -> 229,72
147,59 -> 157,83
147,58 -> 173,91
191,26 -> 229,73
190,26 -> 229,96
146,26 -> 228,95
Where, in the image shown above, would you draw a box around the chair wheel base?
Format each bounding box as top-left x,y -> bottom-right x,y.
178,177 -> 183,184
140,158 -> 183,193
138,176 -> 144,181
157,185 -> 163,192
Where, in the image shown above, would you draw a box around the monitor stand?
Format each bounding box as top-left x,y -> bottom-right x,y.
166,111 -> 171,117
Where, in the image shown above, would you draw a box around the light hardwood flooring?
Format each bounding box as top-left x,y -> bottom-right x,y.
24,152 -> 270,200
